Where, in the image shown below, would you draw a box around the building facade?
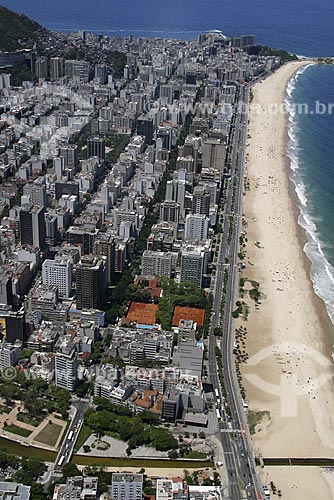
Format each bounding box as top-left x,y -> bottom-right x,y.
76,255 -> 107,310
42,259 -> 72,298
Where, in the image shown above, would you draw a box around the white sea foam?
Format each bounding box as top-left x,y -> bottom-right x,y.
285,67 -> 334,324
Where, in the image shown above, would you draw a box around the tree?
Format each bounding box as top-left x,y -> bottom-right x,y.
19,348 -> 35,360
61,463 -> 81,480
149,428 -> 178,451
83,445 -> 91,453
15,459 -> 45,485
0,383 -> 19,405
75,381 -> 92,398
213,327 -> 222,337
31,482 -> 45,500
213,472 -> 221,486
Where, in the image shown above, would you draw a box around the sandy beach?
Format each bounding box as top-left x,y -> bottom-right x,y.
259,466 -> 334,500
239,61 -> 334,497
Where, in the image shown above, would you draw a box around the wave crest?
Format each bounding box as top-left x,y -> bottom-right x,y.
286,66 -> 334,324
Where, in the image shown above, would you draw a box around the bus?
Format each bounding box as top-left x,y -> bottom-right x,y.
68,431 -> 74,441
215,388 -> 219,399
216,408 -> 221,421
58,455 -> 65,467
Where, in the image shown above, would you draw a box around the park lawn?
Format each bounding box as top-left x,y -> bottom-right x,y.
183,451 -> 209,459
35,423 -> 62,447
5,424 -> 32,438
74,424 -> 92,452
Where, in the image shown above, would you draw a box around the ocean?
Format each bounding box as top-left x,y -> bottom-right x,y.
1,0 -> 334,57
2,0 -> 334,322
286,65 -> 334,323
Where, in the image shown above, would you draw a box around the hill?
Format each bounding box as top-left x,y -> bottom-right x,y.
0,5 -> 45,52
246,44 -> 298,62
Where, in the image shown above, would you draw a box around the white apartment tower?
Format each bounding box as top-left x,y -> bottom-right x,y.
42,259 -> 72,298
184,213 -> 209,243
141,250 -> 173,279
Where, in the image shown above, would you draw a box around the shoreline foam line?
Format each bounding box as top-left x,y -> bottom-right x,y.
285,65 -> 334,325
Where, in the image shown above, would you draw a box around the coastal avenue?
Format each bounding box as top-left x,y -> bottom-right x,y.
208,84 -> 263,500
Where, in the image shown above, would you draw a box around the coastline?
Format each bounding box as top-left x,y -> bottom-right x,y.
240,60 -> 334,471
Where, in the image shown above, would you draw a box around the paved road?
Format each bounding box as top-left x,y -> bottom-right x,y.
55,398 -> 89,470
208,85 -> 263,500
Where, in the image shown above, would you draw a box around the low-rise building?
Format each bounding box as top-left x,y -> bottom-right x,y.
52,476 -> 98,499
0,482 -> 31,500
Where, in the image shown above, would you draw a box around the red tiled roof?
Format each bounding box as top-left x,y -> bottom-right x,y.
172,306 -> 205,327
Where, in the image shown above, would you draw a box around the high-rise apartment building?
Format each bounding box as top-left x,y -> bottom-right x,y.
111,473 -> 143,500
159,201 -> 180,223
19,205 -> 46,250
45,213 -> 60,246
184,213 -> 209,243
202,138 -> 226,171
137,115 -> 154,145
93,233 -> 115,286
0,343 -> 20,371
87,136 -> 105,160
76,255 -> 107,310
180,246 -> 206,287
165,179 -> 186,209
141,250 -> 173,279
59,144 -> 78,169
35,56 -> 48,79
42,259 -> 72,298
55,347 -> 78,391
64,60 -> 90,82
192,186 -> 211,216
95,64 -> 108,84
23,178 -> 46,207
50,57 -> 64,80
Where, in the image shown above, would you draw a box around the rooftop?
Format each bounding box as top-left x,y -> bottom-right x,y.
123,301 -> 158,326
172,306 -> 205,327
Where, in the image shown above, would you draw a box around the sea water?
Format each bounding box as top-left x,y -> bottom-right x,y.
285,65 -> 334,323
2,0 -> 334,57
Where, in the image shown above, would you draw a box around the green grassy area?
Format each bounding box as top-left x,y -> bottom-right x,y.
57,419 -> 70,449
248,410 -> 270,435
183,451 -> 210,459
35,423 -> 62,447
72,455 -> 213,468
4,424 -> 32,438
16,412 -> 43,427
74,424 -> 92,452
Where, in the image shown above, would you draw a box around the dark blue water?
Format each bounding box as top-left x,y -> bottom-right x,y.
1,0 -> 334,57
286,65 -> 334,321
